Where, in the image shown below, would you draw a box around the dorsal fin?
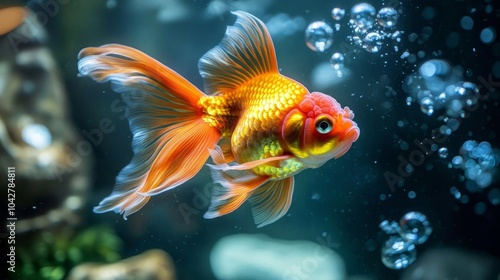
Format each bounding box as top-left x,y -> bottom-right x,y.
198,11 -> 278,95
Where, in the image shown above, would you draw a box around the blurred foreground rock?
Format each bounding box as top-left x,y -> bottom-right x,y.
401,248 -> 500,280
67,249 -> 176,280
0,7 -> 91,233
210,234 -> 346,280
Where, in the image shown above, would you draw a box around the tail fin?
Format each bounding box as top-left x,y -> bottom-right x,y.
78,44 -> 221,219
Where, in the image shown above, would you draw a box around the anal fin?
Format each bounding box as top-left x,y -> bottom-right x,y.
204,168 -> 268,219
208,139 -> 235,165
204,155 -> 295,227
249,176 -> 294,228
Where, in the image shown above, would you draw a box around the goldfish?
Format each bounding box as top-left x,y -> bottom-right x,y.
77,11 -> 360,227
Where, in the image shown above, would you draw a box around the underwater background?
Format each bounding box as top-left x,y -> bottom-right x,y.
1,0 -> 500,279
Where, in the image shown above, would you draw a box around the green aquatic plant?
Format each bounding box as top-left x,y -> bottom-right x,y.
18,225 -> 122,280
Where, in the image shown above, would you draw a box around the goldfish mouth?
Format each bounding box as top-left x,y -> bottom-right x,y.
299,125 -> 359,167
332,126 -> 360,159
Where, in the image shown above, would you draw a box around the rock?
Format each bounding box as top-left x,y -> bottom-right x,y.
401,248 -> 500,280
0,7 -> 91,233
67,249 -> 176,280
210,234 -> 346,280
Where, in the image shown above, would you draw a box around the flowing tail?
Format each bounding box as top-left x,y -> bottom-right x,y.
78,44 -> 221,219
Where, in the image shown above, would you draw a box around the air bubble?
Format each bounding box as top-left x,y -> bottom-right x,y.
420,97 -> 434,115
460,16 -> 474,30
450,186 -> 461,199
305,21 -> 334,52
362,32 -> 383,53
391,31 -> 402,42
474,202 -> 487,215
446,118 -> 460,131
330,52 -> 345,69
452,156 -> 463,168
408,33 -> 418,42
421,7 -> 436,20
439,125 -> 452,136
408,191 -> 416,199
489,188 -> 500,205
350,3 -> 376,33
377,7 -> 398,28
331,8 -> 345,20
400,141 -> 409,150
405,96 -> 412,106
462,140 -> 477,152
381,236 -> 417,270
419,59 -> 450,78
460,82 -> 480,107
398,211 -> 433,244
476,173 -> 493,188
480,27 -> 496,44
438,147 -> 449,158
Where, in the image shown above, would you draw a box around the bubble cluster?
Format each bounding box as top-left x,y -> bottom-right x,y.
379,211 -> 432,269
452,140 -> 499,190
346,3 -> 403,54
305,21 -> 334,52
379,220 -> 399,234
305,1 -> 403,71
402,59 -> 481,117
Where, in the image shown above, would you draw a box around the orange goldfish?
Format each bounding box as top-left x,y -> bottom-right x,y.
78,11 -> 359,227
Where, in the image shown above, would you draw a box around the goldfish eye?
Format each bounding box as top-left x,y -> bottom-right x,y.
315,117 -> 333,134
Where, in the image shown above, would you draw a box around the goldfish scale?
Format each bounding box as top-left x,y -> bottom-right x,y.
252,157 -> 304,179
198,95 -> 240,136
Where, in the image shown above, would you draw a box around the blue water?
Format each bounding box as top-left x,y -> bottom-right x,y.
5,0 -> 500,279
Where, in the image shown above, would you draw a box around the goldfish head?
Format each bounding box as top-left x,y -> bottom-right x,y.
281,92 -> 360,167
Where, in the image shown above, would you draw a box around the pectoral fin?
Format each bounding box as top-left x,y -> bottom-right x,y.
208,148 -> 292,171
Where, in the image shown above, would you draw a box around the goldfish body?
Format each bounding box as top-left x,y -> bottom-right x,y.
77,11 -> 359,227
